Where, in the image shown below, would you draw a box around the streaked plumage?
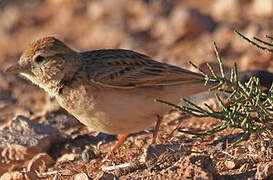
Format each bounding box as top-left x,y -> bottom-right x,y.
6,36 -> 212,135
81,49 -> 204,88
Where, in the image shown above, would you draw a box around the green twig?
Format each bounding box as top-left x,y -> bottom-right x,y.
234,30 -> 273,53
157,38 -> 273,144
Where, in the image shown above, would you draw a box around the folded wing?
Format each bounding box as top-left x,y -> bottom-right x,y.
80,49 -> 204,89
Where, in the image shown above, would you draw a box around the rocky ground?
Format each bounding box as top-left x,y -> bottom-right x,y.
0,0 -> 272,179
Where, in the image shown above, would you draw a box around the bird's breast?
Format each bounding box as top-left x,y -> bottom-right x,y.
56,84 -> 98,124
55,84 -> 164,134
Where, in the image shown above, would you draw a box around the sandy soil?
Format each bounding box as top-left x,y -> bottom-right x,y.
0,0 -> 272,179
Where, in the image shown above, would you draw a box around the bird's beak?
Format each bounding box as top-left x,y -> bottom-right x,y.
5,63 -> 24,74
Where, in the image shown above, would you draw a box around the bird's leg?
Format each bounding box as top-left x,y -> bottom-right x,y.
111,134 -> 128,153
152,115 -> 162,144
111,115 -> 162,152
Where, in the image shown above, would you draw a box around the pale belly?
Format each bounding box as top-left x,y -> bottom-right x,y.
56,82 -> 209,134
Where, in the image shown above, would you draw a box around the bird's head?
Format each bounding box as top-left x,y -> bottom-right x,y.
5,36 -> 81,96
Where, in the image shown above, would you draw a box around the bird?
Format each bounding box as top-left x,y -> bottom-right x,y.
5,36 -> 214,152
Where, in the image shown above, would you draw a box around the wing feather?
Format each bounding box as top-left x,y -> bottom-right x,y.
80,49 -> 204,89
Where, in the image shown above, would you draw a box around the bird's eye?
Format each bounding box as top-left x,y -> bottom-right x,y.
34,55 -> 45,64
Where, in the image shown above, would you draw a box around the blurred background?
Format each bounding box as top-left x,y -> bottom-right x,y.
0,1 -> 272,178
0,0 -> 272,120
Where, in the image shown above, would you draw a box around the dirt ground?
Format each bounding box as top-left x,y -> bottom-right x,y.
0,0 -> 272,179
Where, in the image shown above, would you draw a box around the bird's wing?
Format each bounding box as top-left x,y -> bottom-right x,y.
81,49 -> 205,89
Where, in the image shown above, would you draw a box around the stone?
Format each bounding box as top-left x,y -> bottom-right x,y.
225,160 -> 236,170
27,153 -> 55,172
0,116 -> 61,175
57,153 -> 80,163
0,171 -> 24,180
74,173 -> 89,180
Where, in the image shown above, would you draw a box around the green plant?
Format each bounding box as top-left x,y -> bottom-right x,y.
234,30 -> 273,53
156,31 -> 273,144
